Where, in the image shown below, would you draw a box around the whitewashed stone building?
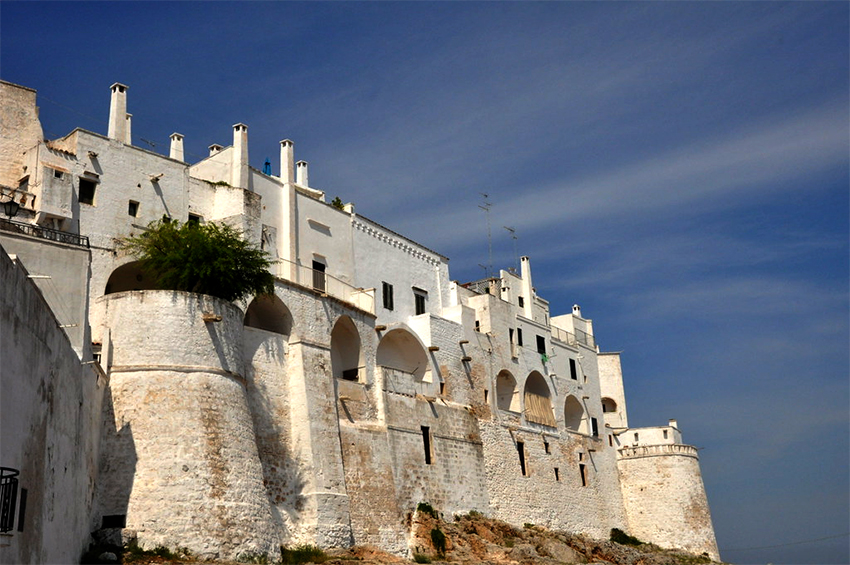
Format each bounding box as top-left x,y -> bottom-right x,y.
0,79 -> 719,563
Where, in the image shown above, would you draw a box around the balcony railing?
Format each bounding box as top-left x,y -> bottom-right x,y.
550,325 -> 595,349
271,259 -> 374,314
0,218 -> 89,248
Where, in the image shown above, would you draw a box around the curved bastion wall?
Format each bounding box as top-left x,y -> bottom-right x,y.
617,444 -> 719,561
96,290 -> 280,560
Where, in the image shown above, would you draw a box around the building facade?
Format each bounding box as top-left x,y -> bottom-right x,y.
0,80 -> 719,562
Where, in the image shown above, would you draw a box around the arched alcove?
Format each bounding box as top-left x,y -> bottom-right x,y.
376,328 -> 430,381
244,294 -> 292,336
331,316 -> 362,381
104,261 -> 159,294
523,371 -> 556,427
601,397 -> 618,413
564,395 -> 588,433
496,370 -> 520,412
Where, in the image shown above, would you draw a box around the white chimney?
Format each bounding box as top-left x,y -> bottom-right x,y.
668,419 -> 678,429
231,123 -> 249,189
296,160 -> 309,187
209,144 -> 223,156
280,139 -> 295,184
169,133 -> 184,161
520,256 -> 533,318
124,114 -> 132,144
108,83 -> 129,142
573,304 -> 582,317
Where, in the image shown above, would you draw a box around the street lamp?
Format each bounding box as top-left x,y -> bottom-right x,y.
2,198 -> 20,219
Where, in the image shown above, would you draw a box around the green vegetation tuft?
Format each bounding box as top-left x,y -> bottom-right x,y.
610,528 -> 644,546
416,501 -> 439,519
280,544 -> 329,564
430,528 -> 446,557
121,217 -> 274,302
331,196 -> 345,210
412,553 -> 432,563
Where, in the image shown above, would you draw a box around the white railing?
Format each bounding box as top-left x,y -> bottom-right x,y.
550,325 -> 596,349
272,259 -> 375,314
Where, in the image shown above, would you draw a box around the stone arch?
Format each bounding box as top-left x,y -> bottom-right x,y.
244,294 -> 292,336
523,371 -> 556,427
496,370 -> 520,412
331,315 -> 363,381
104,261 -> 158,294
376,327 -> 431,382
564,395 -> 588,433
601,397 -> 618,413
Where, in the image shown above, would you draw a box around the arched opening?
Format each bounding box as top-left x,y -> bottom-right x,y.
104,261 -> 159,294
601,397 -> 618,413
244,294 -> 292,336
564,395 -> 588,433
496,370 -> 520,412
376,328 -> 430,382
331,316 -> 362,381
523,371 -> 556,427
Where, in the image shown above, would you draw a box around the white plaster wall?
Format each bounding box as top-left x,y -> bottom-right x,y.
598,352 -> 629,429
295,193 -> 354,283
97,291 -> 279,560
618,446 -> 719,560
0,249 -> 105,565
627,425 -> 682,447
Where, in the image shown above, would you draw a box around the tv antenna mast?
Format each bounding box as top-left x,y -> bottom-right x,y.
479,193 -> 492,277
504,226 -> 518,273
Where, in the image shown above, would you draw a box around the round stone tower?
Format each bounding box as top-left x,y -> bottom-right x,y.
97,290 -> 279,560
617,443 -> 719,561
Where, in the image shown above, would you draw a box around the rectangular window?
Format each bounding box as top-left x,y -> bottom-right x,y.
536,335 -> 546,354
421,426 -> 432,465
414,289 -> 427,315
128,200 -> 139,217
484,389 -> 488,403
79,178 -> 97,205
53,168 -> 64,179
634,432 -> 639,443
569,359 -> 577,380
382,282 -> 394,310
591,417 -> 599,437
474,320 -> 480,331
663,430 -> 668,440
579,464 -> 587,487
518,296 -> 524,307
517,441 -> 527,476
608,435 -> 614,447
312,260 -> 326,292
188,213 -> 202,223
543,441 -> 550,454
517,328 -> 523,347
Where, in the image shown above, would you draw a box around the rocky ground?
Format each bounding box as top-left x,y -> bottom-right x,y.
95,512 -> 726,565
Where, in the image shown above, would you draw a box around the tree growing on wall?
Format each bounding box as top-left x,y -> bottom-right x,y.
122,218 -> 274,302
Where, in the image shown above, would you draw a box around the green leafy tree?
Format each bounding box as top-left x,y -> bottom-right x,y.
330,196 -> 345,210
122,218 -> 274,302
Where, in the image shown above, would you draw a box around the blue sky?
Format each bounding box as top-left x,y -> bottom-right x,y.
2,2 -> 847,563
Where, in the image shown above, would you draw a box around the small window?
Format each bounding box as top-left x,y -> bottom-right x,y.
579,464 -> 587,487
543,441 -> 550,454
312,260 -> 326,292
517,328 -> 523,347
53,169 -> 64,179
554,467 -> 560,481
484,389 -> 488,402
474,320 -> 480,331
634,432 -> 639,443
421,426 -> 432,465
569,359 -> 577,380
128,200 -> 139,217
536,335 -> 546,354
608,435 -> 614,447
518,296 -> 524,307
517,441 -> 527,476
578,452 -> 583,461
382,282 -> 394,310
188,213 -> 202,223
663,430 -> 668,440
101,514 -> 127,528
79,179 -> 97,205
414,289 -> 427,315
439,382 -> 445,395
591,417 -> 599,437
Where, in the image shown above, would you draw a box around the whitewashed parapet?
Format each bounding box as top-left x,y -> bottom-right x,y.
353,218 -> 442,266
617,443 -> 699,460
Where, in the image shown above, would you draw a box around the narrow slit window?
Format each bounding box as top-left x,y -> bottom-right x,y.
517,441 -> 527,476
579,464 -> 587,487
517,328 -> 523,347
663,430 -> 668,440
414,289 -> 427,315
608,435 -> 614,447
421,426 -> 432,465
543,441 -> 550,454
484,389 -> 489,402
591,418 -> 599,437
554,467 -> 560,482
536,335 -> 546,354
634,432 -> 639,443
128,200 -> 139,217
569,359 -> 577,380
382,282 -> 394,310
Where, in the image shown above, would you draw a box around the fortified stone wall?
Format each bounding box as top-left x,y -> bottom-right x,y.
0,81 -> 43,188
96,291 -> 279,560
0,248 -> 105,564
617,445 -> 719,560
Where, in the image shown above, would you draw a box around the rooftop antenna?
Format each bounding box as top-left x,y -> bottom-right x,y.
504,226 -> 518,273
479,193 -> 492,277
